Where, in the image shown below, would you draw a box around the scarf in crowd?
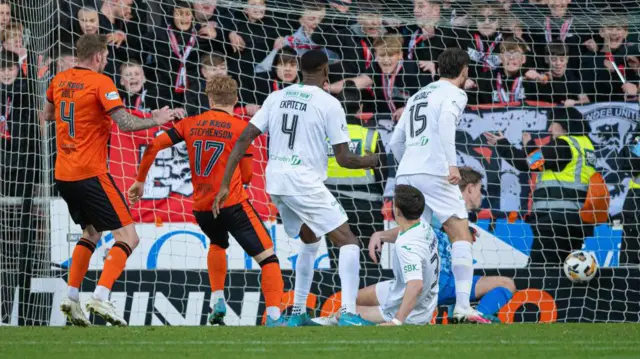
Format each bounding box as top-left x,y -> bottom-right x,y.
545,17 -> 573,43
475,33 -> 503,72
495,72 -> 523,103
381,60 -> 404,113
167,25 -> 197,93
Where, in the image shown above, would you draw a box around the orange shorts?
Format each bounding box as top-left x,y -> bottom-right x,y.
193,200 -> 273,256
56,173 -> 134,232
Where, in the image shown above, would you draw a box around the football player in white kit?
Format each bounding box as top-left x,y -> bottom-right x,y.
381,48 -> 491,324
312,184 -> 439,326
214,50 -> 379,327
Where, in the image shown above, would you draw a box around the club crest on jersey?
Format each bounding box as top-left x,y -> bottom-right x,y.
105,91 -> 120,100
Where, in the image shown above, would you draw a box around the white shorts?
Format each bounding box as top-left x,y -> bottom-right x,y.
396,174 -> 468,226
270,187 -> 349,238
375,280 -> 434,326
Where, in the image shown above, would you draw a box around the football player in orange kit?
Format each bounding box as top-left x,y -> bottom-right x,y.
128,75 -> 285,326
44,34 -> 183,326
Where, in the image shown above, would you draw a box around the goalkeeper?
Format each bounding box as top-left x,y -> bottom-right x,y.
314,184 -> 439,326
433,167 -> 516,323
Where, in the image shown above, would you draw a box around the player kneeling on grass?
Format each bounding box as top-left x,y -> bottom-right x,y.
129,76 -> 286,327
435,167 -> 516,323
314,184 -> 439,326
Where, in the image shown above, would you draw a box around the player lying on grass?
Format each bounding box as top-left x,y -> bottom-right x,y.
129,75 -> 286,327
46,34 -> 183,327
313,184 -> 439,326
370,167 -> 516,323
433,167 -> 515,323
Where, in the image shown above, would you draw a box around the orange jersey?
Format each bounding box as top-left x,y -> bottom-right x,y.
47,67 -> 124,181
136,109 -> 253,212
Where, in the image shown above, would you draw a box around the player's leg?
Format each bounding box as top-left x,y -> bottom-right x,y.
193,210 -> 230,325
226,201 -> 285,327
84,174 -> 137,326
474,276 -> 516,322
312,282 -> 384,326
287,189 -> 360,319
271,195 -> 318,326
56,179 -> 99,326
421,174 -> 489,324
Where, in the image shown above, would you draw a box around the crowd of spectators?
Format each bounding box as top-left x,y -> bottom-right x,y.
0,0 -> 640,197
50,0 -> 640,117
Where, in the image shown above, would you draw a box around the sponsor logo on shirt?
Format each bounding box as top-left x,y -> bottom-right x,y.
105,91 -> 120,100
269,154 -> 302,166
407,136 -> 429,148
401,245 -> 412,251
403,264 -> 418,273
284,90 -> 312,101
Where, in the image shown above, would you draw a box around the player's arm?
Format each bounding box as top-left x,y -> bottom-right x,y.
389,248 -> 425,325
111,107 -> 182,132
214,123 -> 262,214
333,142 -> 379,169
43,83 -> 55,122
128,129 -> 183,204
388,103 -> 410,162
328,102 -> 379,169
240,148 -> 254,184
392,280 -> 423,325
368,227 -> 400,263
43,101 -> 55,121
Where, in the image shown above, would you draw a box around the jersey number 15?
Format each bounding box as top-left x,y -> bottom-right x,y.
409,102 -> 428,138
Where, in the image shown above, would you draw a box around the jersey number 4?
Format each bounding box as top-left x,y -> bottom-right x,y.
193,140 -> 225,177
281,113 -> 298,149
60,100 -> 76,137
409,102 -> 428,138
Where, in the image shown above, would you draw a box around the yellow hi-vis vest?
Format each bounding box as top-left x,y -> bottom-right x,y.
326,124 -> 380,201
532,135 -> 596,211
629,177 -> 640,190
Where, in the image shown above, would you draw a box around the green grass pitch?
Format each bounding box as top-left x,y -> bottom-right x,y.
1,324 -> 638,359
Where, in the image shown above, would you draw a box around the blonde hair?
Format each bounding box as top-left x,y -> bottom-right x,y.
373,34 -> 404,56
76,34 -> 108,61
206,75 -> 238,106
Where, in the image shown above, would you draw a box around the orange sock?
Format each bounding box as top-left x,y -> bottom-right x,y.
97,242 -> 131,290
207,244 -> 227,292
261,261 -> 284,309
68,238 -> 96,289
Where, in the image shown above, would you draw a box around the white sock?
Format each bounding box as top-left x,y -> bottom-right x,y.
451,241 -> 474,311
68,287 -> 79,301
93,285 -> 110,302
266,306 -> 281,320
211,290 -> 225,306
292,241 -> 320,315
339,244 -> 360,314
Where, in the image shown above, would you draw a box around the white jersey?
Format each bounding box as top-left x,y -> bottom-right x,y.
250,84 -> 350,195
391,80 -> 467,177
380,221 -> 439,325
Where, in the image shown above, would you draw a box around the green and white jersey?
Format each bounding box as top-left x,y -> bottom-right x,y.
384,221 -> 439,322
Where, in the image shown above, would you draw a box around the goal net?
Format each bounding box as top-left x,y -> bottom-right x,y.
2,0 -> 640,326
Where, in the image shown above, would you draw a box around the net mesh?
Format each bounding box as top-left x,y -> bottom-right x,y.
1,0 -> 640,325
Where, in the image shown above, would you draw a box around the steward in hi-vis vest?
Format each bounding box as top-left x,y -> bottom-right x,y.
485,107 -> 598,266
325,82 -> 388,270
621,132 -> 640,265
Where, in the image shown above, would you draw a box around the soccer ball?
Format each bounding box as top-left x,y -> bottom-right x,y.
563,251 -> 598,283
